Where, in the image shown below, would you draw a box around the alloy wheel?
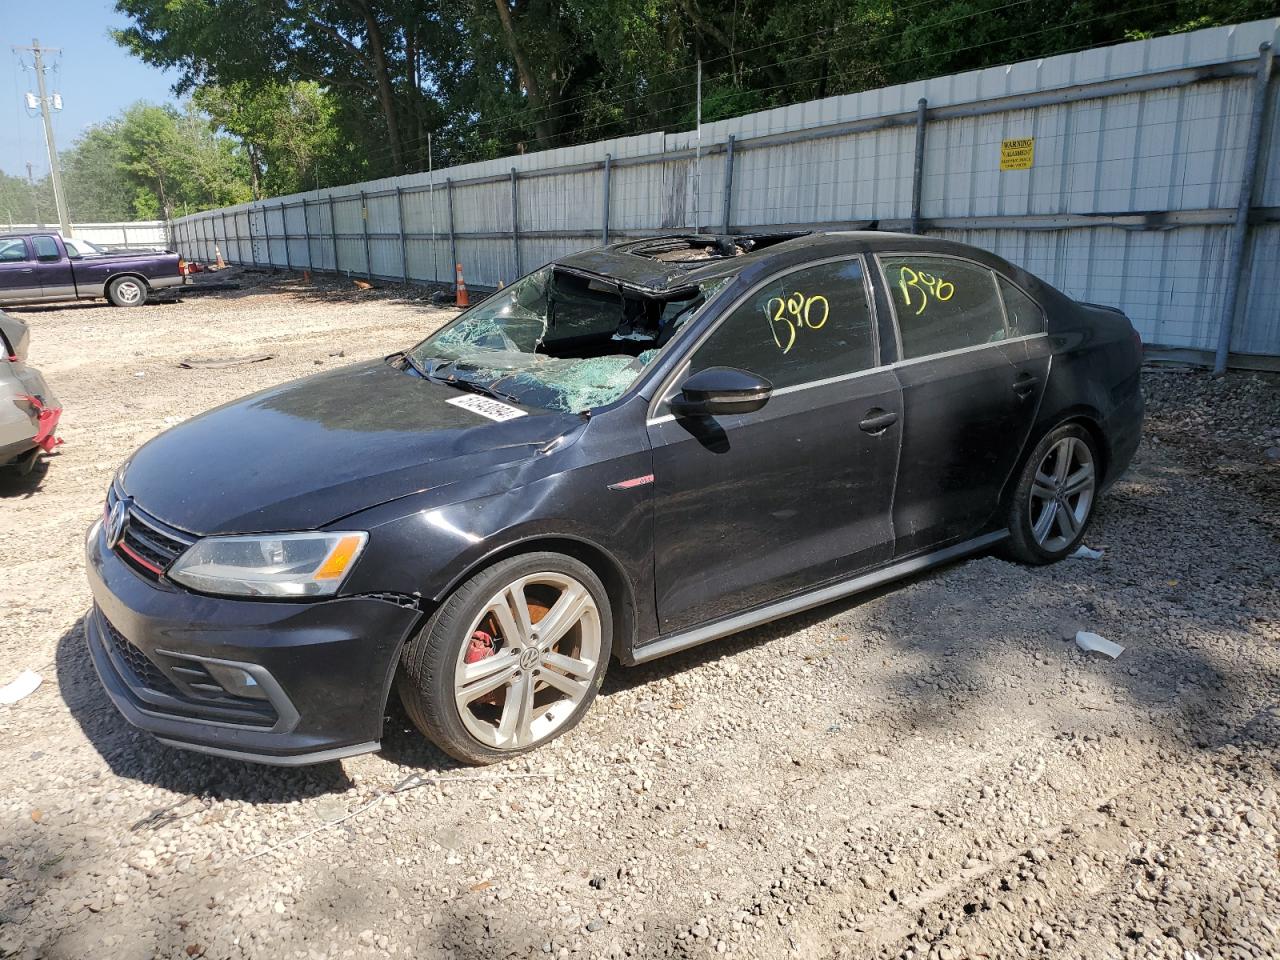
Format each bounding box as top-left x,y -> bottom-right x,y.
452,572 -> 601,750
117,280 -> 143,305
1028,435 -> 1095,552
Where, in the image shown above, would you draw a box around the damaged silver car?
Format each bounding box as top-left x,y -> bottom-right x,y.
1,310 -> 62,473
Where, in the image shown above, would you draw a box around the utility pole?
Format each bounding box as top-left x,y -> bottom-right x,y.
15,39 -> 72,237
25,162 -> 45,228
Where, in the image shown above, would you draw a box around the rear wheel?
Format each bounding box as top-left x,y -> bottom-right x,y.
1004,423 -> 1099,564
107,276 -> 148,307
397,552 -> 611,765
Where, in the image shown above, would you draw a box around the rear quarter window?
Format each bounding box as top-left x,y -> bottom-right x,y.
997,276 -> 1046,337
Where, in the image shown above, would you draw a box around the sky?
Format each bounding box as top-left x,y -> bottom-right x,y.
1,0 -> 178,178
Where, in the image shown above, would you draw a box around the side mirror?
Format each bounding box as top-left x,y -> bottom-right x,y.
668,366 -> 773,418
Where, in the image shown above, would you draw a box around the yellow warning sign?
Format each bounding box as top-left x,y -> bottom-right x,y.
1000,137 -> 1035,170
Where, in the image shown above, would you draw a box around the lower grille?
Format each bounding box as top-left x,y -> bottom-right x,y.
97,613 -> 278,728
101,616 -> 184,698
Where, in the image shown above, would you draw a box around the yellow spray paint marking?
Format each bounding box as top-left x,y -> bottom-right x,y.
766,292 -> 830,354
897,266 -> 954,316
1000,137 -> 1035,170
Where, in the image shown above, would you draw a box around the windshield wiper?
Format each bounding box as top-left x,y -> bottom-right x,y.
407,355 -> 523,406
397,351 -> 430,377
448,378 -> 524,405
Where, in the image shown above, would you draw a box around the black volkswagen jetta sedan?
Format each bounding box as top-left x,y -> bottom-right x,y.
86,231 -> 1143,765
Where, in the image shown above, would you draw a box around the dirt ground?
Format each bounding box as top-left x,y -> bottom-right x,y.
0,271 -> 1277,960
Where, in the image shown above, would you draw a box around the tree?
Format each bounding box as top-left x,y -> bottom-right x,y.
112,0 -> 1280,184
0,172 -> 55,226
193,81 -> 352,197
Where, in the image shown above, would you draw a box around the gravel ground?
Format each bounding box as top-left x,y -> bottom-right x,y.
0,272 -> 1277,960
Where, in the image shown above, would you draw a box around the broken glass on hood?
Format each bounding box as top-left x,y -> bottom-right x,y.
404,266 -> 728,413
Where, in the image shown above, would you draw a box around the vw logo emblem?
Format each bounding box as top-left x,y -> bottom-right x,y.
106,497 -> 131,549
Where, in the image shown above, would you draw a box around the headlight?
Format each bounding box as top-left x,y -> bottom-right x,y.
168,531 -> 368,598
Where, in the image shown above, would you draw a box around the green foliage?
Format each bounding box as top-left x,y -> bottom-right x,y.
99,0 -> 1280,195
193,81 -> 355,196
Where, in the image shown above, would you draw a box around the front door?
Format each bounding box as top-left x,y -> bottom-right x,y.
648,256 -> 902,635
29,234 -> 75,299
877,254 -> 1050,557
0,238 -> 39,303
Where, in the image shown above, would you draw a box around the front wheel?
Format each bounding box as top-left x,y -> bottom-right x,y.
1004,423 -> 1099,565
397,552 -> 612,765
107,276 -> 148,307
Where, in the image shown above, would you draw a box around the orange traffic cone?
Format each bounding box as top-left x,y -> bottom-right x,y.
214,245 -> 226,270
454,263 -> 470,308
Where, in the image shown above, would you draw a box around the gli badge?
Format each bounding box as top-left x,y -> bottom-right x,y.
106,496 -> 132,550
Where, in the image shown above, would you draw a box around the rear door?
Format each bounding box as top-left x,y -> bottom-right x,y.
0,238 -> 39,303
876,253 -> 1049,558
647,256 -> 902,634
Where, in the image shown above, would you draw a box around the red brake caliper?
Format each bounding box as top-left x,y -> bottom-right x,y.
464,630 -> 496,663
464,630 -> 503,706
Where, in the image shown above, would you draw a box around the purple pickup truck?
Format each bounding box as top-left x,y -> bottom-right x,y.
0,232 -> 189,308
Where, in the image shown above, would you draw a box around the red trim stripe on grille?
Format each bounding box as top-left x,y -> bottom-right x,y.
117,541 -> 164,575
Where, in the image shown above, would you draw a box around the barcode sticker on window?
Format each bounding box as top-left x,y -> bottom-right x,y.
446,394 -> 528,422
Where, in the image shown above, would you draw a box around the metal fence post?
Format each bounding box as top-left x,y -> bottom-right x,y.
395,186 -> 409,282
446,178 -> 457,293
1214,41 -> 1274,374
910,98 -> 928,234
249,210 -> 260,268
327,195 -> 339,273
220,211 -> 229,263
721,135 -> 736,234
601,154 -> 611,244
359,191 -> 372,279
280,204 -> 292,270
509,168 -> 522,279
262,206 -> 273,270
302,200 -> 313,272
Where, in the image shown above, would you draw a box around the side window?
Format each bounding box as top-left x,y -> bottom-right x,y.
688,259 -> 875,389
0,239 -> 28,263
881,255 -> 1006,359
997,276 -> 1045,337
31,235 -> 61,261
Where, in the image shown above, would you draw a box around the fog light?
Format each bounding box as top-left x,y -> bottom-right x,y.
204,663 -> 270,701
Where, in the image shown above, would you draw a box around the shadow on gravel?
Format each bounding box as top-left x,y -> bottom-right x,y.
54,614 -> 355,802
599,552 -> 1000,699
0,456 -> 51,498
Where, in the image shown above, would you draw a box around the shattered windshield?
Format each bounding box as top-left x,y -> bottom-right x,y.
405,266 -> 728,413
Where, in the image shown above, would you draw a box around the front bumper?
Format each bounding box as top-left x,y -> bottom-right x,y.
85,523 -> 422,765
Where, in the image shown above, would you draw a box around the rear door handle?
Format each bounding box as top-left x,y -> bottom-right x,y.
859,408 -> 898,434
1013,373 -> 1039,398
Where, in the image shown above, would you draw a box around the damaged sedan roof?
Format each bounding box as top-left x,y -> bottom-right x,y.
553,229 -> 1069,311
552,232 -> 816,296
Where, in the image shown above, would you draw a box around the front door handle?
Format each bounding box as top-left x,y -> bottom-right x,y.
859,408 -> 898,434
19,268 -> 33,274
1013,373 -> 1039,398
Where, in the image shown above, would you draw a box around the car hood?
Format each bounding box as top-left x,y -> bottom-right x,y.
120,359 -> 579,534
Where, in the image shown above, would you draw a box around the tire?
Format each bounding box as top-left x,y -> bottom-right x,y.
107,276 -> 148,308
397,552 -> 612,765
1004,423 -> 1100,565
